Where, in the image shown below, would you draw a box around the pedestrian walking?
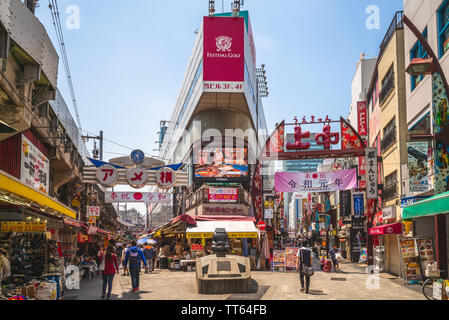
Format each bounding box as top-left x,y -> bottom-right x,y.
123,240 -> 148,293
296,240 -> 314,294
329,245 -> 343,272
121,244 -> 129,276
143,244 -> 155,273
98,245 -> 119,299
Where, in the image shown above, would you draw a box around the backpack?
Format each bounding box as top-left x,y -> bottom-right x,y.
129,250 -> 140,266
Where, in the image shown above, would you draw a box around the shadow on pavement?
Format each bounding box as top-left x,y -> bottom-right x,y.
121,290 -> 151,300
308,289 -> 326,296
226,280 -> 270,300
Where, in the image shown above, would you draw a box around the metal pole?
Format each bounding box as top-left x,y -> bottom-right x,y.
99,130 -> 104,161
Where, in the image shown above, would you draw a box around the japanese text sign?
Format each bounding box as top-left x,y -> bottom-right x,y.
208,188 -> 238,202
156,168 -> 176,189
21,134 -> 50,194
96,165 -> 118,187
274,169 -> 357,193
105,192 -> 171,204
357,101 -> 368,136
365,148 -> 378,199
87,206 -> 101,217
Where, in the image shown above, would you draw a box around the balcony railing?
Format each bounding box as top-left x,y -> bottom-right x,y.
379,71 -> 395,105
379,11 -> 404,60
381,126 -> 397,152
381,183 -> 398,201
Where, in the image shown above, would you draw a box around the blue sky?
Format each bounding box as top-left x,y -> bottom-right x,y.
35,0 -> 403,163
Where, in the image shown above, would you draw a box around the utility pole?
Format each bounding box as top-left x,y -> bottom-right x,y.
82,130 -> 104,160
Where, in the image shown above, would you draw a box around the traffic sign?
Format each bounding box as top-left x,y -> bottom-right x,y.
256,220 -> 266,231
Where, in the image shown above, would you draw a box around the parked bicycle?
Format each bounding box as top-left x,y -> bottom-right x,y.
422,270 -> 447,300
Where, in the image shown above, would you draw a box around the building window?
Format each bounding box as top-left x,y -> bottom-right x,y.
382,171 -> 398,201
409,111 -> 431,134
379,65 -> 395,105
381,117 -> 396,152
438,0 -> 449,57
410,27 -> 428,91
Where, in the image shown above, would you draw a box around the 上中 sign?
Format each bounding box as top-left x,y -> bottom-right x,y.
365,148 -> 378,199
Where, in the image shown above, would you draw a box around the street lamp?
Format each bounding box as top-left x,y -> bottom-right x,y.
405,58 -> 435,76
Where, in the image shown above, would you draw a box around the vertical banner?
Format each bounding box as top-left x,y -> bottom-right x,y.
358,156 -> 366,189
366,148 -> 378,199
357,101 -> 368,137
431,73 -> 449,194
203,16 -> 245,92
407,142 -> 429,193
353,192 -> 365,218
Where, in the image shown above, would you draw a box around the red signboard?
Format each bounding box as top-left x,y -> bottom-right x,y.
203,16 -> 245,82
357,101 -> 368,137
256,220 -> 266,231
369,222 -> 402,235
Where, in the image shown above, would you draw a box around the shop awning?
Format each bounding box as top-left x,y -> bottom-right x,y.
369,222 -> 402,235
186,220 -> 258,239
402,191 -> 449,219
0,170 -> 76,219
194,215 -> 256,222
170,214 -> 196,226
63,218 -> 83,228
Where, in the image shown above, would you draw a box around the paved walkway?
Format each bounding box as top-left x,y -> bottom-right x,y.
64,263 -> 425,300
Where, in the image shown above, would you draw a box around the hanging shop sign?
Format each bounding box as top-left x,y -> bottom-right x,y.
353,192 -> 364,218
208,188 -> 238,202
203,16 -> 245,93
127,167 -> 148,189
1,221 -> 46,232
202,204 -> 247,215
275,169 -> 357,193
105,192 -> 171,203
96,165 -> 119,187
382,205 -> 396,220
357,101 -> 368,137
431,72 -> 449,194
400,196 -> 430,207
87,206 -> 101,217
341,119 -> 365,150
156,167 -> 176,189
264,209 -> 273,219
407,141 -> 430,193
365,148 -> 378,199
88,217 -> 96,224
20,134 -> 50,194
358,157 -> 366,189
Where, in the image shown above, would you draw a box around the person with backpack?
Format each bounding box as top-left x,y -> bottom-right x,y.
123,240 -> 147,293
143,244 -> 155,273
296,239 -> 314,294
98,245 -> 119,299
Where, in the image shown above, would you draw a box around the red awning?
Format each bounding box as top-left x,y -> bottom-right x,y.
170,214 -> 196,226
63,218 -> 83,228
194,215 -> 256,222
369,222 -> 402,235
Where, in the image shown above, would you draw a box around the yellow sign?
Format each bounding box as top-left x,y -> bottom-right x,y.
89,217 -> 96,224
155,231 -> 162,237
186,232 -> 257,239
1,222 -> 46,233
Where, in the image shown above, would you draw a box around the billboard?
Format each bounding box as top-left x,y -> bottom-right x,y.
407,142 -> 429,193
194,146 -> 248,181
208,188 -> 238,202
21,134 -> 50,194
203,16 -> 245,92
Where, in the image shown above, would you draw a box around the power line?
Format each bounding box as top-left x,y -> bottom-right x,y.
48,0 -> 83,132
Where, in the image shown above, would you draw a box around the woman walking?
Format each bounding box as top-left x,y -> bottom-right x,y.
99,245 -> 119,299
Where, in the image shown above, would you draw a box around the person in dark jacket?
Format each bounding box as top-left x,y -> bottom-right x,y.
98,245 -> 119,299
296,239 -> 314,294
143,245 -> 155,273
123,240 -> 147,293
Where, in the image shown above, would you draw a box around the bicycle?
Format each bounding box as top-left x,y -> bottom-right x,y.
422,270 -> 447,300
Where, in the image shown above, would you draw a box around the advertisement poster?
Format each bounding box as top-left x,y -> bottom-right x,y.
285,247 -> 299,268
340,190 -> 352,217
407,142 -> 429,193
431,73 -> 449,194
274,169 -> 357,193
203,16 -> 245,91
208,188 -> 238,202
417,238 -> 436,270
273,250 -> 286,267
21,134 -> 50,194
399,238 -> 422,281
194,147 -> 248,180
353,192 -> 364,217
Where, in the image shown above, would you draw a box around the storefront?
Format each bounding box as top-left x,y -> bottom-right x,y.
369,222 -> 402,274
402,191 -> 449,279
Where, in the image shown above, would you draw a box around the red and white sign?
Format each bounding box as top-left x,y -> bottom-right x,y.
21,134 -> 50,194
358,156 -> 366,189
156,168 -> 176,189
357,101 -> 368,137
87,206 -> 101,217
126,167 -> 148,189
208,188 -> 238,202
96,165 -> 118,187
256,220 -> 266,231
105,192 -> 171,204
203,16 -> 244,92
369,222 -> 402,235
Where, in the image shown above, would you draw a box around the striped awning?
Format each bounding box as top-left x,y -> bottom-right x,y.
402,191 -> 449,219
